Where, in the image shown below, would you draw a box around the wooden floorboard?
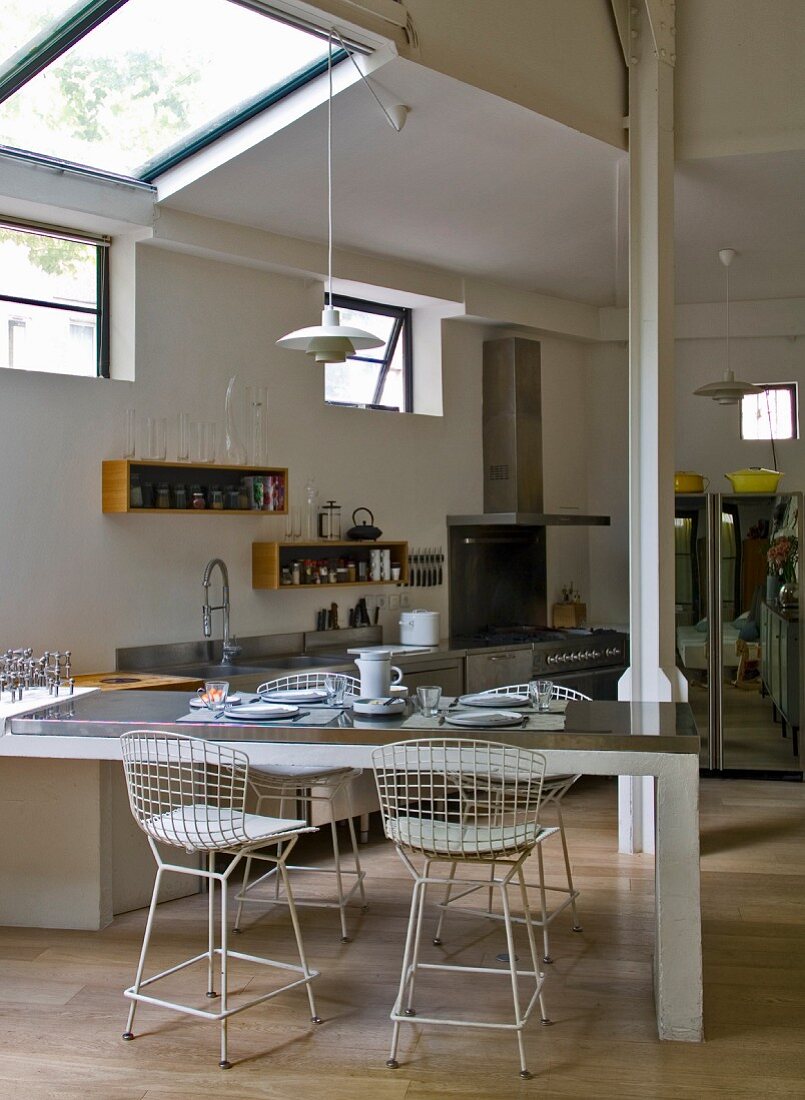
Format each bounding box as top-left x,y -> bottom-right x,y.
2,776 -> 805,1098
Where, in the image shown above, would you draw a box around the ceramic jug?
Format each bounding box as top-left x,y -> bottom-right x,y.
354,651 -> 403,697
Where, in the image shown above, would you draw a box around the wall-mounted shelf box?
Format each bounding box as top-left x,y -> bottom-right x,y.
252,541 -> 409,590
102,460 -> 288,514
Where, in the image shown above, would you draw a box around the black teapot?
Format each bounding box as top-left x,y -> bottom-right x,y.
346,507 -> 382,541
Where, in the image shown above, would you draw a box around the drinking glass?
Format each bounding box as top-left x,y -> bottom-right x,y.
177,412 -> 190,461
284,507 -> 294,541
154,417 -> 167,460
529,679 -> 554,712
202,422 -> 217,463
416,684 -> 442,717
123,408 -> 136,458
292,504 -> 302,540
324,673 -> 348,706
197,680 -> 229,718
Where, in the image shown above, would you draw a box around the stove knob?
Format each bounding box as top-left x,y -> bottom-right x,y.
546,655 -> 555,666
570,652 -> 580,662
591,649 -> 602,659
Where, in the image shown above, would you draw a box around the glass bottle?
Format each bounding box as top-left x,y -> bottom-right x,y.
247,385 -> 268,464
305,476 -> 319,540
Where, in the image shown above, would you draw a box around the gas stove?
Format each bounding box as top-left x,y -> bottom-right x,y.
454,625 -> 628,676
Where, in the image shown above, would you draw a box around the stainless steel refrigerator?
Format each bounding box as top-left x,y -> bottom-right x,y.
675,491 -> 802,776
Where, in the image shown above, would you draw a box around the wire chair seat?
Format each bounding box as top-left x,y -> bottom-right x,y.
389,815 -> 558,857
142,804 -> 309,851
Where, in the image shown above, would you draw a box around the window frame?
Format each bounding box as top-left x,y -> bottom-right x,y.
0,217 -> 110,377
326,293 -> 413,413
740,383 -> 798,442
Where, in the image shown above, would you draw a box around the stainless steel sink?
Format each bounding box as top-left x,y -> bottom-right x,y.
172,663 -> 277,680
258,654 -> 345,670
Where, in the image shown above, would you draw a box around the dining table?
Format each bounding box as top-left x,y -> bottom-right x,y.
3,690 -> 703,1043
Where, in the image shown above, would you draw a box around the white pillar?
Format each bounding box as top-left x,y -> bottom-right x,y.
617,0 -> 686,853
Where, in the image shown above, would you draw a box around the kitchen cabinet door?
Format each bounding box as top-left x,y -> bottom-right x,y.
401,661 -> 464,696
465,649 -> 533,693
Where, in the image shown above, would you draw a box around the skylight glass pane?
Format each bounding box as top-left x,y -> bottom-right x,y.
0,0 -> 329,178
337,306 -> 395,358
325,361 -> 383,406
0,2 -> 75,70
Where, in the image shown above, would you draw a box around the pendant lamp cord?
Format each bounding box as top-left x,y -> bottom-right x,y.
725,260 -> 730,376
326,32 -> 333,310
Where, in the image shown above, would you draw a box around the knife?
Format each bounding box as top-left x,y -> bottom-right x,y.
438,547 -> 443,586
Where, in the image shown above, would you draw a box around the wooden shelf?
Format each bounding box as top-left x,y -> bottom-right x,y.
252,540 -> 408,590
102,459 -> 288,514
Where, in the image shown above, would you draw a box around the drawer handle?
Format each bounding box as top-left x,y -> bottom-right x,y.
489,654 -> 516,661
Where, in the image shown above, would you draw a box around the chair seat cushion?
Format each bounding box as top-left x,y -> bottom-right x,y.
251,764 -> 359,786
145,803 -> 308,851
388,815 -> 557,856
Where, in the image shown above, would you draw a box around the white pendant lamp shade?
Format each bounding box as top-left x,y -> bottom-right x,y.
693,369 -> 760,405
694,248 -> 760,404
276,307 -> 383,364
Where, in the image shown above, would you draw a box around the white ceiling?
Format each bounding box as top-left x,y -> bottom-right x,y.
161,57 -> 805,309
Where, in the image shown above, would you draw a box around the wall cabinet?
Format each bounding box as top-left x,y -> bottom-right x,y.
102,460 -> 287,514
252,541 -> 408,589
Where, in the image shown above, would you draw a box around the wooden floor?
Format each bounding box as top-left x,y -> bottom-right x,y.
2,776 -> 805,1099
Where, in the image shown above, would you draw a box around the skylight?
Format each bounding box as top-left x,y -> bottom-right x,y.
0,0 -> 332,181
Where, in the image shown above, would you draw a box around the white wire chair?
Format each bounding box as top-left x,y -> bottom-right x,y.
234,672 -> 367,942
120,730 -> 321,1069
373,738 -> 552,1080
432,683 -> 589,963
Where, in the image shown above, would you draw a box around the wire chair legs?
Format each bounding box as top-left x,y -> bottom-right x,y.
386,852 -> 550,1080
123,837 -> 321,1068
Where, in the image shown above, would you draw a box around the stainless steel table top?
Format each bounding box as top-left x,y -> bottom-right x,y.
7,691 -> 699,754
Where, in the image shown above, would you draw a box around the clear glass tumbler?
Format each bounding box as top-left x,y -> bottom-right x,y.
324,673 -> 348,706
416,684 -> 442,717
123,408 -> 136,458
529,679 -> 554,712
197,680 -> 229,718
177,411 -> 190,461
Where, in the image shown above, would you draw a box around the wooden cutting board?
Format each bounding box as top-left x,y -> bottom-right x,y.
72,671 -> 204,691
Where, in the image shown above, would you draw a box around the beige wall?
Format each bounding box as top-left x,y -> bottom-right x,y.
0,246 -> 484,670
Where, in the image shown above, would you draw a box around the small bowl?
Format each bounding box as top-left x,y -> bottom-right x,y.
352,697 -> 405,716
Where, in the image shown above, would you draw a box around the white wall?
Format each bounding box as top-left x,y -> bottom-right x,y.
0,245 -> 483,670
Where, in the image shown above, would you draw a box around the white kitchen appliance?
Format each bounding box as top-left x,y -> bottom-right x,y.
398,609 -> 440,646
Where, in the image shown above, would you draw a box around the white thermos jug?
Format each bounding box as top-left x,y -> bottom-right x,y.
355,651 -> 403,697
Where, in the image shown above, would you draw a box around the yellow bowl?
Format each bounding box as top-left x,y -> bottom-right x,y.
675,471 -> 708,493
724,468 -> 783,493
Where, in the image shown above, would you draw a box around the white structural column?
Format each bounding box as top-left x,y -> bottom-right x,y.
615,0 -> 686,853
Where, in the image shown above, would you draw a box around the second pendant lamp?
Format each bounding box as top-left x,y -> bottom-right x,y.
693,248 -> 761,405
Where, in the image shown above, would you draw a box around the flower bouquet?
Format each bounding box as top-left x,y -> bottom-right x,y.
767,536 -> 798,583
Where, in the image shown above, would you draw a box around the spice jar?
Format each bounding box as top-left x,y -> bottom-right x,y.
173,484 -> 187,510
191,485 -> 206,510
238,482 -> 249,510
129,475 -> 143,509
210,488 -> 224,511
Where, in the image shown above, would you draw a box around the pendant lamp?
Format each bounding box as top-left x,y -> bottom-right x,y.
277,32 -> 408,364
693,249 -> 761,405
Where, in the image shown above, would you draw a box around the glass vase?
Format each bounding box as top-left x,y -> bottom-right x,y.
224,377 -> 247,465
247,385 -> 268,465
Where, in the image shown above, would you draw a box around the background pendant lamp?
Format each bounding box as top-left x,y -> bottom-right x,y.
277,33 -> 407,364
693,248 -> 761,405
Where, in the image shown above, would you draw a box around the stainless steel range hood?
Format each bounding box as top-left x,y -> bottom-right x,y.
447,337 -> 610,528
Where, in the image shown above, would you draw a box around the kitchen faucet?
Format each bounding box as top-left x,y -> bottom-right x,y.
202,558 -> 241,663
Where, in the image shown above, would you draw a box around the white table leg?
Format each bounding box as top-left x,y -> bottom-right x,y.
653,753 -> 703,1041
359,813 -> 370,843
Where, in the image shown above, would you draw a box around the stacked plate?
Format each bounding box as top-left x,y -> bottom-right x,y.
444,710 -> 526,729
457,692 -> 529,708
260,687 -> 328,705
225,701 -> 300,720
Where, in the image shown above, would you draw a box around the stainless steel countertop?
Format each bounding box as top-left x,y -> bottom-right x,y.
7,691 -> 699,755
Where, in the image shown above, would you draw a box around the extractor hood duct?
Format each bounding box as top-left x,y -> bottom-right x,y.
447,337 -> 610,528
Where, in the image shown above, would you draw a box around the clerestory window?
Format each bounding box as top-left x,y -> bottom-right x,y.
0,219 -> 109,377
324,295 -> 413,412
741,384 -> 798,441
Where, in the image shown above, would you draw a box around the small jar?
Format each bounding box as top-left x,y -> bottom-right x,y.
329,568 -> 337,583
292,561 -> 301,586
225,485 -> 239,510
347,561 -> 356,582
191,485 -> 206,510
238,483 -> 249,510
173,484 -> 187,510
155,483 -> 171,509
210,488 -> 224,511
129,475 -> 143,509
280,567 -> 293,586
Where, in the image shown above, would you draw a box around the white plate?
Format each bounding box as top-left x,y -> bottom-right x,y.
353,697 -> 406,716
458,693 -> 530,708
190,692 -> 242,708
224,702 -> 300,720
260,688 -> 327,704
444,710 -> 525,729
